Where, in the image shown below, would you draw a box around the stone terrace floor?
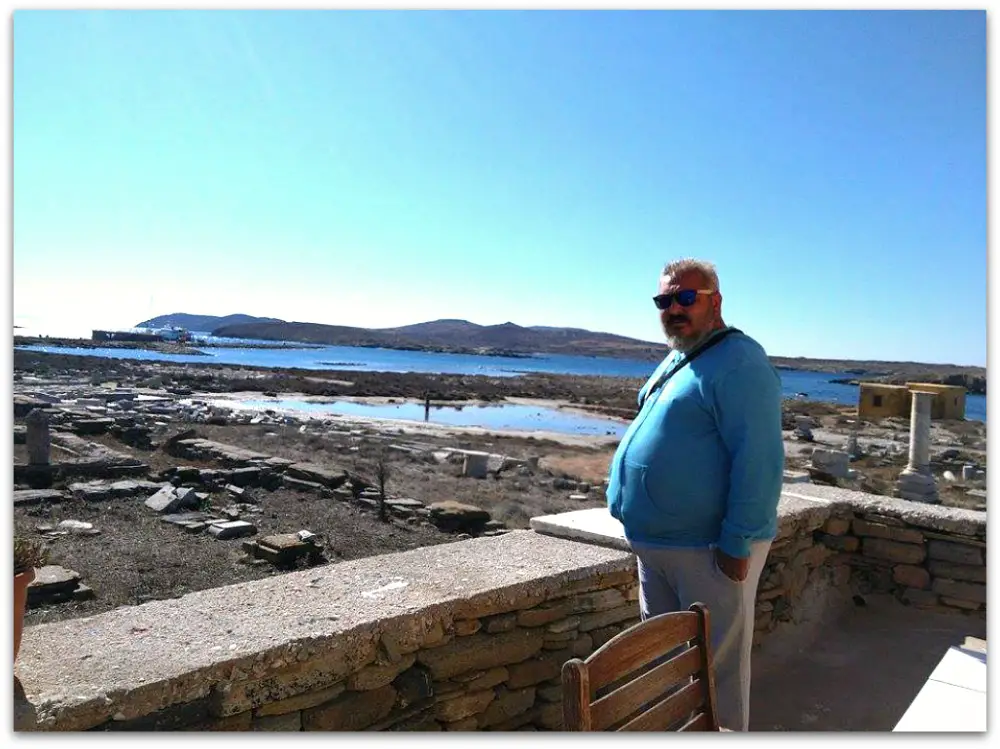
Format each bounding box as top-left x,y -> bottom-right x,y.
750,592 -> 986,731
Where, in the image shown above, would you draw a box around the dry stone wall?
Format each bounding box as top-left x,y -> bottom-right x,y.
750,494 -> 986,646
16,532 -> 639,732
816,512 -> 986,616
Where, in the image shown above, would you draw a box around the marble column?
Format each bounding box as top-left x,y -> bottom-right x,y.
896,391 -> 938,503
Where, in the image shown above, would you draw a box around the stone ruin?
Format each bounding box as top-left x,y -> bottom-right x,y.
896,391 -> 939,504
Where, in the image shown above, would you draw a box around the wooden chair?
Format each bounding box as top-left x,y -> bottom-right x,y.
561,602 -> 723,732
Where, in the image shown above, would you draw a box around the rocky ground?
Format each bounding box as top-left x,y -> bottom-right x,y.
780,400 -> 987,511
13,349 -> 986,627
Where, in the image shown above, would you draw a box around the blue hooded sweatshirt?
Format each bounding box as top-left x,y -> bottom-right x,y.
606,328 -> 784,559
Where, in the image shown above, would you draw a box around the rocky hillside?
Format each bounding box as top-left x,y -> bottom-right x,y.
212,318 -> 670,361
134,314 -> 985,385
135,313 -> 284,332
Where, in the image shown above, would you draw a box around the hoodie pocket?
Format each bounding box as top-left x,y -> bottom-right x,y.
619,460 -> 659,529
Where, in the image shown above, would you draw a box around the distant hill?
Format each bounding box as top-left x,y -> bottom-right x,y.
135,313 -> 285,332
212,318 -> 670,361
157,314 -> 986,389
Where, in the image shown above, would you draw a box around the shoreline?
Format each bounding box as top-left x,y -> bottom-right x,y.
12,346 -> 986,425
14,335 -> 986,389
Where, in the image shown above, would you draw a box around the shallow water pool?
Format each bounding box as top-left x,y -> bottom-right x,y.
216,398 -> 627,437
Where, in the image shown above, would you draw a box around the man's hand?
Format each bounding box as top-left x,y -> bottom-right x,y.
715,547 -> 749,582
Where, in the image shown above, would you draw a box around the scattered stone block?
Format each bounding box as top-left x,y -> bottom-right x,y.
427,501 -> 491,533
249,532 -> 323,566
386,497 -> 425,510
160,511 -> 212,526
281,476 -> 332,496
27,565 -> 90,607
208,520 -> 257,540
70,418 -> 114,436
228,467 -> 264,487
26,408 -> 51,465
486,454 -> 506,474
145,486 -> 199,514
14,395 -> 53,418
810,448 -> 850,479
285,462 -> 349,489
783,470 -> 811,484
71,479 -> 164,502
72,584 -> 96,602
13,489 -> 66,507
462,451 -> 489,479
794,416 -> 814,441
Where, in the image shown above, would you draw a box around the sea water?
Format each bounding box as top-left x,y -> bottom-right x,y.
17,341 -> 986,423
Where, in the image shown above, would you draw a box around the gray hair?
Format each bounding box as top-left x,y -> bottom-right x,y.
661,258 -> 720,292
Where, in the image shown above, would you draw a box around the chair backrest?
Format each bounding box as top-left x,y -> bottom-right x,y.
561,602 -> 720,731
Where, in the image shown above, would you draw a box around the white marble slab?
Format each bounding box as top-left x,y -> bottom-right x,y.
529,507 -> 629,551
930,646 -> 987,692
894,646 -> 987,732
783,470 -> 811,484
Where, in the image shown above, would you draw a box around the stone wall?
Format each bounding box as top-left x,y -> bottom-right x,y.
16,486 -> 986,732
751,486 -> 986,645
751,498 -> 850,645
16,532 -> 639,732
815,511 -> 986,616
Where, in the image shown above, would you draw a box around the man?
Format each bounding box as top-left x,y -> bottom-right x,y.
606,258 -> 784,731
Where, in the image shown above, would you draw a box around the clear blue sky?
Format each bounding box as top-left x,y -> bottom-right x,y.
13,10 -> 986,366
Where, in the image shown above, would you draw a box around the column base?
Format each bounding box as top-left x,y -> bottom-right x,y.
896,469 -> 939,504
